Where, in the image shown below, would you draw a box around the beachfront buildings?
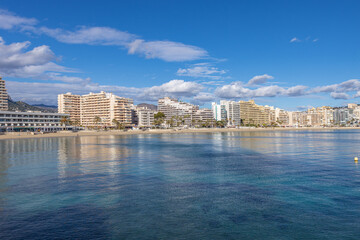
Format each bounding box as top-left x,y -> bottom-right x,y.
239,100 -> 271,126
0,111 -> 68,132
211,102 -> 227,121
158,97 -> 199,120
136,107 -> 155,127
0,77 -> 8,111
220,100 -> 241,126
275,108 -> 289,125
58,93 -> 81,124
58,91 -> 133,127
193,108 -> 214,124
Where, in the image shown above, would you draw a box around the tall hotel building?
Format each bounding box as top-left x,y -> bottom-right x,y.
220,100 -> 241,126
58,93 -> 81,124
239,100 -> 271,126
58,91 -> 133,127
0,77 -> 8,111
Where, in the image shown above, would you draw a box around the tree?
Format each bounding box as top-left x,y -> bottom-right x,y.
216,120 -> 226,128
60,116 -> 70,130
94,116 -> 101,129
112,119 -> 123,130
154,112 -> 166,127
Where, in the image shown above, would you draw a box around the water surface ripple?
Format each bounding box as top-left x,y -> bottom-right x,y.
1,130 -> 360,239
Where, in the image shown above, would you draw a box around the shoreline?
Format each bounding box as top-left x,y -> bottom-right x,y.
1,127 -> 360,140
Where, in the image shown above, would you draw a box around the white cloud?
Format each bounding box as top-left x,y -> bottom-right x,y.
290,37 -> 319,43
285,85 -> 308,96
128,40 -> 208,62
6,79 -> 203,105
39,26 -> 137,46
290,37 -> 301,43
201,80 -> 225,86
139,79 -> 203,100
330,92 -> 349,100
177,63 -> 226,79
0,8 -> 210,62
0,9 -> 37,30
247,74 -> 274,86
312,79 -> 360,93
192,92 -> 215,105
0,36 -> 88,84
38,26 -> 208,62
215,81 -> 308,99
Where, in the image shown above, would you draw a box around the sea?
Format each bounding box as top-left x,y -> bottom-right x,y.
1,130 -> 360,239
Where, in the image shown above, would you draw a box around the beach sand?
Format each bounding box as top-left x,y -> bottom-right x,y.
1,127 -> 360,140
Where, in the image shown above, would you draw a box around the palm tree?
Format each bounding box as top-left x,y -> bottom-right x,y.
112,119 -> 120,129
60,116 -> 70,130
94,116 -> 101,129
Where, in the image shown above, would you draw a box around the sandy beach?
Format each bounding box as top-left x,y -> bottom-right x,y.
1,127 -> 360,140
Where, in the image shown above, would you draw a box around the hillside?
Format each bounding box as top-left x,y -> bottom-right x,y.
137,103 -> 157,111
8,98 -> 58,113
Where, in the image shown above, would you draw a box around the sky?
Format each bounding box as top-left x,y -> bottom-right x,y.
0,0 -> 359,110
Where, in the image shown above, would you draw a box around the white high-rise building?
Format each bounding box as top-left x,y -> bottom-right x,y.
211,102 -> 227,121
220,100 -> 241,126
0,77 -> 8,111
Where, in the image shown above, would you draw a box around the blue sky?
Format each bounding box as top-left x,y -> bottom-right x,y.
0,0 -> 359,110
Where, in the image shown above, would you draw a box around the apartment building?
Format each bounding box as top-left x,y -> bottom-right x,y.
239,100 -> 270,126
275,108 -> 289,125
0,111 -> 68,131
0,77 -> 8,111
193,108 -> 214,124
136,107 -> 155,127
158,97 -> 199,120
80,92 -> 133,127
220,100 -> 241,126
211,102 -> 227,121
58,93 -> 81,124
288,111 -> 307,127
333,108 -> 350,125
58,91 -> 133,128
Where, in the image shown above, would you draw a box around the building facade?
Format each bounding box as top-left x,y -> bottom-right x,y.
220,100 -> 241,126
333,108 -> 350,125
58,91 -> 133,128
275,108 -> 289,126
239,100 -> 270,126
80,91 -> 133,127
211,102 -> 227,121
136,107 -> 155,127
0,77 -> 8,111
0,111 -> 68,132
193,108 -> 214,124
158,97 -> 199,121
58,93 -> 81,124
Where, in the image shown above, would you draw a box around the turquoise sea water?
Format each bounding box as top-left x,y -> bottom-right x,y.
1,130 -> 360,239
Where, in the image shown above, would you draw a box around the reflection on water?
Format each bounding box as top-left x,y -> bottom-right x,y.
1,131 -> 360,239
57,136 -> 131,178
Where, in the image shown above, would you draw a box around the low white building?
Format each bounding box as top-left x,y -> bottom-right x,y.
0,111 -> 69,132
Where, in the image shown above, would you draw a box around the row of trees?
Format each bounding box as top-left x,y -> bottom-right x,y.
60,112 -> 288,130
153,112 -> 228,128
60,116 -> 125,130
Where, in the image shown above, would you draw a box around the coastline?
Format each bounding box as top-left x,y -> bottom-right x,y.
1,127 -> 360,140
